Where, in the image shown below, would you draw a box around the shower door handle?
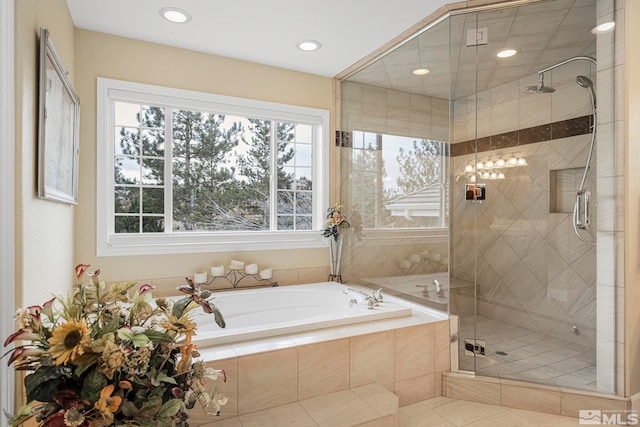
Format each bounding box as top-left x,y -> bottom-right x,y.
576,190 -> 590,230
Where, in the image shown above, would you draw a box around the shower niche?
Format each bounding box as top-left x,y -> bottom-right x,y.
549,167 -> 588,214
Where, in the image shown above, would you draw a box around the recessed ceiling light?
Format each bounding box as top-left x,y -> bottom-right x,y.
160,7 -> 192,24
591,21 -> 615,34
412,68 -> 430,76
297,40 -> 321,51
496,48 -> 518,58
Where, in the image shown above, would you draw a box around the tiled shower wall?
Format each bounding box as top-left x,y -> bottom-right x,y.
450,61 -> 599,348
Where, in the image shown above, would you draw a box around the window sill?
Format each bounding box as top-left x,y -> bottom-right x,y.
97,230 -> 327,256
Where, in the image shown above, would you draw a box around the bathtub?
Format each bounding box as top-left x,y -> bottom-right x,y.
190,282 -> 427,346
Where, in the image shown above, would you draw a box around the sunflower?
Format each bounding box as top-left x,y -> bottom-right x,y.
161,314 -> 197,337
48,319 -> 89,365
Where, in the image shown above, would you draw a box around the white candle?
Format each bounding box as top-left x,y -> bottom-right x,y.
194,271 -> 208,284
210,265 -> 225,276
229,260 -> 245,270
245,263 -> 258,275
409,254 -> 421,263
259,268 -> 272,279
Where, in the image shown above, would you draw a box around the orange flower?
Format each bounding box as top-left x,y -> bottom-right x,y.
94,384 -> 122,424
177,336 -> 196,373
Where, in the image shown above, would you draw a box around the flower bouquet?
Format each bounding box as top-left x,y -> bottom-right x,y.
4,265 -> 228,427
321,205 -> 350,282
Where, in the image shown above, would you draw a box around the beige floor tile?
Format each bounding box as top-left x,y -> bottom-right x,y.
510,408 -> 579,427
420,396 -> 457,410
432,399 -> 510,426
198,416 -> 244,427
352,383 -> 399,417
239,402 -> 319,427
465,410 -> 538,427
396,374 -> 435,407
399,403 -> 455,427
300,389 -> 381,427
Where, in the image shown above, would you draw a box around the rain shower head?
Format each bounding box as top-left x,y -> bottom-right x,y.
524,73 -> 555,93
525,83 -> 555,93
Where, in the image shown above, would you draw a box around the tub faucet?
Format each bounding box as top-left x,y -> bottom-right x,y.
433,279 -> 445,297
344,288 -> 378,309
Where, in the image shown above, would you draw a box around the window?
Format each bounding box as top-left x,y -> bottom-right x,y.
347,131 -> 448,230
97,79 -> 328,255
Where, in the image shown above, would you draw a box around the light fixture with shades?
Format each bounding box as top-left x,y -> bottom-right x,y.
457,152 -> 528,182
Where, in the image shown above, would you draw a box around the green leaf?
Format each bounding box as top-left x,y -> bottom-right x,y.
80,368 -> 108,402
213,306 -> 226,329
9,403 -> 33,427
117,328 -> 134,341
24,365 -> 69,403
120,401 -> 139,418
131,333 -> 150,348
138,395 -> 162,417
172,298 -> 191,318
144,330 -> 173,344
158,399 -> 183,418
101,316 -> 120,335
150,371 -> 177,387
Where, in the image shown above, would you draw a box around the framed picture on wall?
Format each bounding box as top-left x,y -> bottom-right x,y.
37,28 -> 80,204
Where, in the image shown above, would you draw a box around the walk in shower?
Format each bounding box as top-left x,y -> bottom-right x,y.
338,0 -> 617,394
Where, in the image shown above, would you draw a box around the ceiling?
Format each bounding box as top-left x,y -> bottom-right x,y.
65,0 -> 451,78
347,0 -> 597,99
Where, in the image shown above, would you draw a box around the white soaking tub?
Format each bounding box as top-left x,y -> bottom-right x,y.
190,282 -> 418,345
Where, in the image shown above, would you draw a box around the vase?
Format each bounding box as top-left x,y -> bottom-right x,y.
328,234 -> 343,283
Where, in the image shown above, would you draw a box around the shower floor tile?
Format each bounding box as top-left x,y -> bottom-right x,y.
458,315 -> 598,392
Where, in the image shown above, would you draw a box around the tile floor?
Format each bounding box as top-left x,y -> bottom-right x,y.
458,315 -> 597,391
401,396 -> 578,426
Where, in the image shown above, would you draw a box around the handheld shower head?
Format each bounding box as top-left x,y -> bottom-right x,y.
576,75 -> 594,88
576,75 -> 596,109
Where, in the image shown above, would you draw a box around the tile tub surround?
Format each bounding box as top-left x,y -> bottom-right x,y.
186,316 -> 451,425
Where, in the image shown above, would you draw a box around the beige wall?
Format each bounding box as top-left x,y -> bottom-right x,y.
15,0 -> 76,308
73,30 -> 335,282
625,0 -> 640,398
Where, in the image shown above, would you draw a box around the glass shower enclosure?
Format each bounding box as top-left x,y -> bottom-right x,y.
339,0 -> 616,394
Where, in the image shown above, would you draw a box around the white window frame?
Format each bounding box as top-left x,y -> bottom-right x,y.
97,78 -> 329,256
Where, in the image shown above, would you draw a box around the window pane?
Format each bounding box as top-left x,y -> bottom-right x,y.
140,105 -> 165,128
296,167 -> 312,190
296,216 -> 312,230
296,192 -> 312,214
295,124 -> 313,143
142,159 -> 164,185
115,156 -> 140,184
142,129 -> 165,157
277,215 -> 294,230
115,187 -> 139,213
277,191 -> 294,214
295,144 -> 312,167
142,216 -> 164,232
142,188 -> 164,214
114,102 -> 140,127
278,167 -> 295,189
115,216 -> 139,233
115,127 -> 140,156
